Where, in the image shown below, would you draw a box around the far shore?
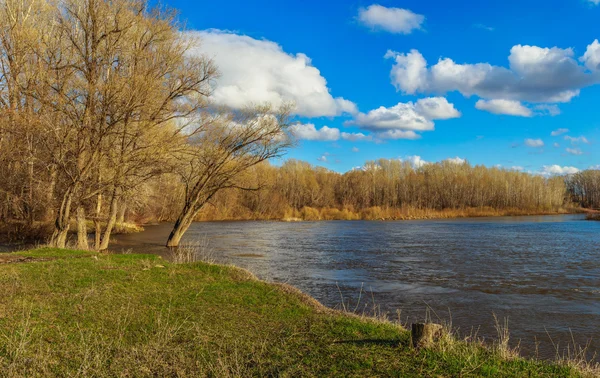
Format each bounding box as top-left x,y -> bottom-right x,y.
0,208 -> 592,248
193,206 -> 587,222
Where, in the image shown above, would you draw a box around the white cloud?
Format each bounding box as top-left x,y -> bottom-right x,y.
375,130 -> 421,140
351,147 -> 360,153
185,30 -> 356,117
525,138 -> 544,148
385,41 -> 600,105
353,103 -> 433,131
534,104 -> 561,116
566,147 -> 583,155
554,143 -> 560,148
474,100 -> 560,117
541,165 -> 580,176
290,123 -> 340,141
317,155 -> 328,162
588,0 -> 600,5
400,155 -> 429,168
341,132 -> 372,142
582,39 -> 600,71
564,135 -> 590,144
414,97 -> 461,120
399,155 -> 468,168
385,49 -> 429,95
475,99 -> 532,117
357,5 -> 424,34
511,166 -> 524,171
590,165 -> 600,170
290,124 -> 377,143
349,97 -> 459,140
551,128 -> 569,136
445,157 -> 466,164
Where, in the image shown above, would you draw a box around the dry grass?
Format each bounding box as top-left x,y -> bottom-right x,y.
169,237 -> 215,264
193,205 -> 575,222
586,213 -> 600,221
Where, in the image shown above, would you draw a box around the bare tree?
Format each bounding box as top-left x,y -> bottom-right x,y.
166,104 -> 292,247
18,0 -> 215,248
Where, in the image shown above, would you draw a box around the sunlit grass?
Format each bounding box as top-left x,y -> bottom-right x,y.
0,248 -> 592,377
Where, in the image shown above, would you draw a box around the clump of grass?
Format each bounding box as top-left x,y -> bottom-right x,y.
113,222 -> 145,234
492,314 -> 519,360
545,328 -> 600,377
335,282 -> 400,325
169,237 -> 215,264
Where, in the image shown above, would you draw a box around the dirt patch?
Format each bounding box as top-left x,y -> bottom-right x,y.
0,255 -> 55,264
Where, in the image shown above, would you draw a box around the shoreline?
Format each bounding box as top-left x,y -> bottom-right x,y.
0,211 -> 587,249
191,207 -> 585,223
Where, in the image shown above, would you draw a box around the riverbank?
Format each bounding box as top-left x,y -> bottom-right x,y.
194,205 -> 581,222
0,248 -> 593,377
0,221 -> 143,246
0,208 -> 584,245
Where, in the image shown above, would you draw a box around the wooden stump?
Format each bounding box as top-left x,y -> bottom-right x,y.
411,323 -> 443,348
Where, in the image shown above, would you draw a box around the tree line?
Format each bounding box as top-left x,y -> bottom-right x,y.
0,0 -> 290,248
566,170 -> 600,210
139,159 -> 598,222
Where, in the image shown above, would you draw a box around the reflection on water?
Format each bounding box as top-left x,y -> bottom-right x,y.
110,214 -> 600,360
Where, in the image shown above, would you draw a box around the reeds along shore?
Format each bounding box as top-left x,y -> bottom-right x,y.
194,205 -> 576,222
586,213 -> 600,221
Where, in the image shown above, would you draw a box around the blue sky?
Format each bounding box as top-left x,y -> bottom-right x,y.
166,0 -> 600,174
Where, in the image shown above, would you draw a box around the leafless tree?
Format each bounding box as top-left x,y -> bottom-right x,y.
166,105 -> 293,247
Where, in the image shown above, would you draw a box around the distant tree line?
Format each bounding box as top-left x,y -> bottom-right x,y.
566,170 -> 600,209
140,159 -> 596,222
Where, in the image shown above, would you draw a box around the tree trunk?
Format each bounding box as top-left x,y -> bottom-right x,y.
45,166 -> 57,222
26,159 -> 34,225
117,203 -> 126,225
49,188 -> 75,248
166,203 -> 198,247
94,191 -> 102,250
76,207 -> 89,250
98,188 -> 119,251
411,323 -> 443,349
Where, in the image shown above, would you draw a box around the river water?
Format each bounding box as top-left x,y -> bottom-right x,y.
111,214 -> 599,360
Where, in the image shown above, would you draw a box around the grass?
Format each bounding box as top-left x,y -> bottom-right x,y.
0,248 -> 591,377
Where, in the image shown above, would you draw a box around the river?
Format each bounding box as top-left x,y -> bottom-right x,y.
112,214 -> 599,360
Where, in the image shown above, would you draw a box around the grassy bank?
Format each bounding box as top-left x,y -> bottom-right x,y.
0,249 -> 592,377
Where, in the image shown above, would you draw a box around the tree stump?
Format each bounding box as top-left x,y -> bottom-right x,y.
411,323 -> 443,348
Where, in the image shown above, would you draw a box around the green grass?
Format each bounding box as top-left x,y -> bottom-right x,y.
0,249 -> 586,377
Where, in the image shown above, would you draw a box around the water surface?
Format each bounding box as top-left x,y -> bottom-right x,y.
111,214 -> 600,360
